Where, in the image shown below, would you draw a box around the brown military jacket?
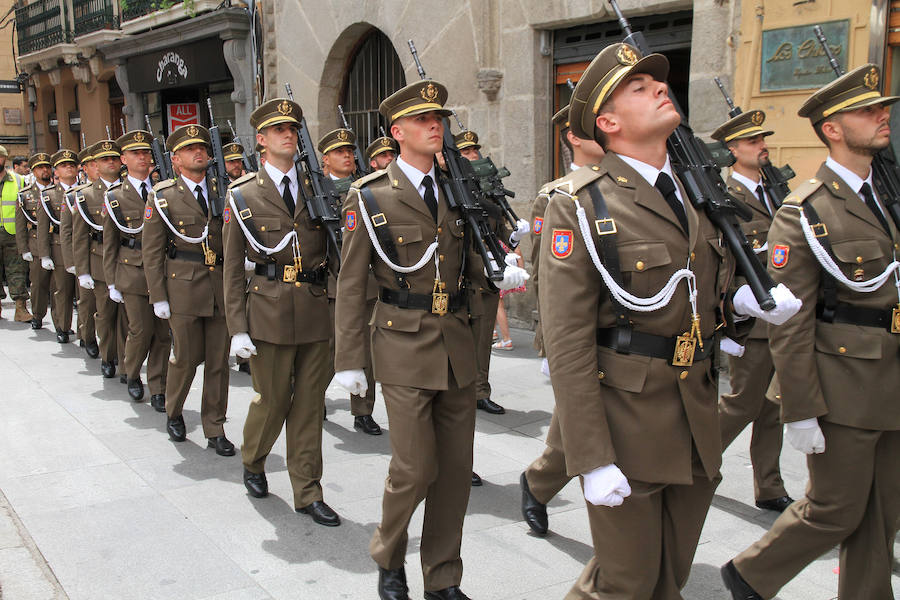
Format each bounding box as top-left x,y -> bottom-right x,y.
334,160 -> 487,390
728,175 -> 774,340
102,178 -> 152,296
541,153 -> 747,485
15,183 -> 51,256
143,176 -> 225,317
72,180 -> 110,281
59,184 -> 86,270
767,163 -> 900,431
37,183 -> 70,263
222,168 -> 330,345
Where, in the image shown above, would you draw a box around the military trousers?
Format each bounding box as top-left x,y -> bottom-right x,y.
49,243 -> 75,333
566,453 -> 720,600
243,339 -> 330,509
734,421 -> 899,600
28,256 -> 52,320
525,408 -> 572,505
474,290 -> 500,400
77,285 -> 96,346
92,280 -> 116,363
328,298 -> 375,416
718,339 -> 787,502
371,375 -> 476,592
122,292 -> 170,395
0,229 -> 28,300
165,311 -> 230,438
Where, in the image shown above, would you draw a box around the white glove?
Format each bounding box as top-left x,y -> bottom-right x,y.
66,266 -> 76,274
244,258 -> 255,272
335,369 -> 368,397
496,264 -> 530,291
22,252 -> 33,262
733,283 -> 802,326
786,418 -> 826,454
540,357 -> 550,377
108,285 -> 124,303
153,300 -> 171,319
582,464 -> 632,507
78,274 -> 95,289
41,257 -> 54,271
509,218 -> 531,243
719,337 -> 745,357
230,332 -> 257,359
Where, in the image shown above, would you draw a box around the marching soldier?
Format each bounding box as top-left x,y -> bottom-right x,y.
542,43 -> 799,598
143,124 -> 234,455
102,131 -> 170,407
66,147 -> 100,358
333,80 -> 527,600
722,64 -> 900,600
365,136 -> 398,171
520,104 -> 605,536
255,142 -> 266,167
16,153 -> 55,330
710,110 -> 793,513
38,149 -> 79,344
223,142 -> 245,182
318,127 -> 382,435
223,98 -> 341,527
0,145 -> 33,322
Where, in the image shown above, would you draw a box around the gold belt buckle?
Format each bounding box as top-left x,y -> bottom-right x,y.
431,279 -> 449,315
672,333 -> 696,367
892,306 -> 900,334
202,242 -> 217,266
283,264 -> 297,283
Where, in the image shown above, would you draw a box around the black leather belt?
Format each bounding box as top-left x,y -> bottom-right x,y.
120,237 -> 141,250
169,248 -> 223,265
816,302 -> 896,333
379,287 -> 465,313
254,263 -> 326,285
597,327 -> 715,364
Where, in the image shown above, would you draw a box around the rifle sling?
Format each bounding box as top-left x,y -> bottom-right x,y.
801,202 -> 838,322
359,184 -> 407,289
230,186 -> 266,252
106,188 -> 130,233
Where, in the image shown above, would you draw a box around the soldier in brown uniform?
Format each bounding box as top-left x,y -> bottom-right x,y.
73,141 -> 124,378
102,131 -> 170,405
223,99 -> 340,527
520,105 -> 605,535
709,111 -> 794,513
223,142 -> 245,182
722,64 -> 900,600
542,44 -> 800,599
143,125 -> 234,455
38,149 -> 79,344
366,136 -> 398,171
16,153 -> 55,330
333,81 -> 527,600
66,147 -> 100,358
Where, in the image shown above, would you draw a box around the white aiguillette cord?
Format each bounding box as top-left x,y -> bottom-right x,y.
40,191 -> 61,226
104,188 -> 143,235
74,189 -> 103,231
151,188 -> 208,244
227,190 -> 298,256
353,187 -> 438,273
18,191 -> 38,225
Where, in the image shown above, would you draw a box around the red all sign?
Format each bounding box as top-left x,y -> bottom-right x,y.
167,102 -> 200,132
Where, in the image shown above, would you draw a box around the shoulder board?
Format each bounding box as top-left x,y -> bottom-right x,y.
106,181 -> 123,191
229,172 -> 256,188
72,182 -> 93,192
152,178 -> 177,193
351,169 -> 387,189
19,183 -> 34,193
549,165 -> 604,200
782,177 -> 823,206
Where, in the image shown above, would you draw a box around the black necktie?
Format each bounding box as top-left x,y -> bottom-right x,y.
421,175 -> 438,222
195,185 -> 208,217
281,175 -> 295,215
860,182 -> 891,236
755,184 -> 773,217
140,182 -> 148,204
655,172 -> 688,234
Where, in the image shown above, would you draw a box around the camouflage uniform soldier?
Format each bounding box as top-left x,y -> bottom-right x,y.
0,145 -> 32,321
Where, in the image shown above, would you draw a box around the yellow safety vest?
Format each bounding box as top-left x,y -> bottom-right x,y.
0,171 -> 22,235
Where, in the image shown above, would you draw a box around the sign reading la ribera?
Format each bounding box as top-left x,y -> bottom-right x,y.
127,38 -> 230,93
760,20 -> 849,93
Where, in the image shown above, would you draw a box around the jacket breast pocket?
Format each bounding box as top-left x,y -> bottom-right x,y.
390,224 -> 425,265
618,240 -> 672,298
173,215 -> 199,236
830,238 -> 885,279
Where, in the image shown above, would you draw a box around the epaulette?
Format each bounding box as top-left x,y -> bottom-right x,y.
351,169 -> 387,190
229,172 -> 256,188
106,180 -> 123,191
548,165 -> 604,200
782,177 -> 823,206
152,178 -> 177,193
72,182 -> 93,192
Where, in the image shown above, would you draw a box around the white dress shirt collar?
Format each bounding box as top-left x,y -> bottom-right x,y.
180,174 -> 208,201
264,160 -> 297,194
731,171 -> 763,198
99,178 -> 116,189
395,155 -> 438,201
825,155 -> 876,199
617,153 -> 684,205
127,174 -> 152,196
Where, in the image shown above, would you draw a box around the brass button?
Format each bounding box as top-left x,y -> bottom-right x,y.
439,254 -> 445,261
838,346 -> 847,354
775,394 -> 782,400
208,266 -> 215,271
180,229 -> 186,234
253,285 -> 259,291
386,320 -> 393,327
397,236 -> 404,243
123,259 -> 128,263
171,273 -> 176,278
295,282 -> 301,287
751,229 -> 757,235
856,256 -> 863,264
591,165 -> 600,171
437,227 -> 443,233
635,261 -> 645,271
679,371 -> 688,380
597,370 -> 605,380
316,225 -> 321,229
260,226 -> 266,231
690,252 -> 695,261
178,220 -> 184,226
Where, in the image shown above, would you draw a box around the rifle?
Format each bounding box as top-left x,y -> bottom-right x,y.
205,99 -> 227,217
379,126 -> 388,138
407,39 -> 507,280
713,77 -> 794,207
813,25 -> 900,229
78,132 -> 88,184
119,118 -> 126,136
608,0 -> 776,309
227,119 -> 258,173
285,83 -> 343,271
337,104 -> 367,177
105,125 -> 112,139
145,115 -> 173,181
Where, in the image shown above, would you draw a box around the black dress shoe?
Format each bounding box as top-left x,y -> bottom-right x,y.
721,561 -> 763,600
477,397 -> 505,414
520,472 -> 548,536
471,472 -> 483,487
207,435 -> 235,456
150,394 -> 166,413
237,361 -> 251,374
127,378 -> 144,401
354,414 -> 383,435
66,329 -> 74,336
166,415 -> 186,442
424,586 -> 471,600
30,318 -> 42,330
85,341 -> 100,359
243,468 -> 268,498
119,374 -> 127,384
296,500 -> 340,527
377,566 -> 409,600
56,329 -> 69,343
100,361 -> 116,378
755,495 -> 793,513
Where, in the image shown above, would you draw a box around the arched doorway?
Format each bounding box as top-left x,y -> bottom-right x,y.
341,29 -> 406,149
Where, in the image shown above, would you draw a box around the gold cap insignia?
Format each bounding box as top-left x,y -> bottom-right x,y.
337,130 -> 349,142
616,45 -> 638,66
101,141 -> 113,152
381,137 -> 392,147
864,67 -> 879,90
64,151 -> 73,159
187,125 -> 199,137
464,131 -> 475,142
751,111 -> 764,126
278,100 -> 292,116
133,132 -> 145,143
421,82 -> 439,102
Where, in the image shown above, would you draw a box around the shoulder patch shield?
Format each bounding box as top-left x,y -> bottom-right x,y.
771,244 -> 789,268
223,207 -> 231,223
144,206 -> 153,220
551,229 -> 573,259
533,216 -> 543,235
345,210 -> 357,231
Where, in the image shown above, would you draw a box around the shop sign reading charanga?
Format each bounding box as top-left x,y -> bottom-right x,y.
127,38 -> 230,93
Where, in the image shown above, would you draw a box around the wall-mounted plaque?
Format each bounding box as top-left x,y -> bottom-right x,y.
760,20 -> 849,93
3,108 -> 22,125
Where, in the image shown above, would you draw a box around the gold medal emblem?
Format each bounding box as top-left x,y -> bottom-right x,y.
853,268 -> 865,281
381,137 -> 392,147
337,130 -> 349,142
64,150 -> 73,159
282,264 -> 297,283
464,131 -> 475,142
616,45 -> 638,66
431,279 -> 449,315
101,141 -> 113,152
421,82 -> 439,102
133,131 -> 145,143
892,305 -> 900,333
672,334 -> 696,367
751,111 -> 764,126
278,100 -> 292,116
864,67 -> 879,90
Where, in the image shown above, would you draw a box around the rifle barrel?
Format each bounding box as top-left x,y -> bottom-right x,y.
813,26 -> 844,76
608,0 -> 633,37
407,40 -> 427,79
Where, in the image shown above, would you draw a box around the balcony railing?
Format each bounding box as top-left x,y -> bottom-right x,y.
121,0 -> 183,22
16,0 -> 72,55
72,0 -> 118,36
